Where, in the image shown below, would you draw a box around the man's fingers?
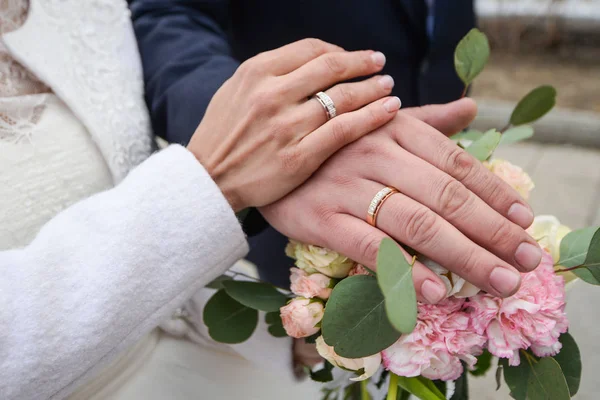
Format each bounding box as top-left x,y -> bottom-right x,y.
319,213 -> 448,304
401,98 -> 478,136
256,38 -> 344,76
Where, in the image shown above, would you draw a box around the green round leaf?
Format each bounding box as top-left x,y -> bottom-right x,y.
265,311 -> 288,338
466,129 -> 501,161
377,238 -> 417,334
501,355 -> 571,400
205,274 -> 233,289
510,85 -> 557,126
450,129 -> 483,143
500,125 -> 534,145
553,332 -> 581,395
321,275 -> 401,358
203,289 -> 258,343
222,280 -> 289,312
454,28 -> 490,86
558,226 -> 599,267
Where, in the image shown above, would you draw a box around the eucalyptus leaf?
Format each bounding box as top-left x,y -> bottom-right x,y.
576,227 -> 600,284
466,129 -> 501,161
450,368 -> 469,400
450,129 -> 483,143
265,311 -> 287,337
396,376 -> 446,400
470,350 -> 493,377
205,274 -> 233,289
376,238 -> 417,333
222,280 -> 289,312
454,28 -> 490,86
203,289 -> 258,344
500,125 -> 534,145
322,275 -> 401,358
553,332 -> 582,395
558,227 -> 599,267
510,85 -> 557,126
501,355 -> 571,400
310,361 -> 335,383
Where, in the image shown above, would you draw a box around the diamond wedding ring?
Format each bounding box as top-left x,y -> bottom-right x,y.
314,91 -> 337,120
367,186 -> 399,227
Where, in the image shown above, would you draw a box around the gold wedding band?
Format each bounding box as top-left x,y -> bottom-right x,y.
367,186 -> 399,227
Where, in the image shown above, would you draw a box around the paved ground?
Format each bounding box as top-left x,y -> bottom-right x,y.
469,142 -> 600,399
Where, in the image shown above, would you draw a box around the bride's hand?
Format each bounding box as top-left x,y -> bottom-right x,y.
187,39 -> 400,211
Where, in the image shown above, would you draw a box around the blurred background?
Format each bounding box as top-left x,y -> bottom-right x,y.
469,1 -> 600,399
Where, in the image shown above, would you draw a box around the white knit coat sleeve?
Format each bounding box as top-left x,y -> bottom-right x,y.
0,145 -> 249,400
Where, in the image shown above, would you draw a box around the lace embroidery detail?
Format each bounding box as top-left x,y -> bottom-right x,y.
0,94 -> 47,142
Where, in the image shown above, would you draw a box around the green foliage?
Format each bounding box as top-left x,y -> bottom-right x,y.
558,227 -> 600,284
450,129 -> 483,143
510,85 -> 557,126
396,376 -> 446,400
203,289 -> 258,343
465,129 -> 501,161
454,28 -> 490,87
501,354 -> 570,400
553,333 -> 582,396
205,274 -> 233,289
265,311 -> 287,337
310,361 -> 335,383
470,350 -> 493,377
321,275 -> 401,358
376,238 -> 417,334
500,125 -> 534,145
450,368 -> 469,400
222,280 -> 289,312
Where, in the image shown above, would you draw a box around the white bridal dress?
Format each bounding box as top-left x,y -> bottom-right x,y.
0,1 -> 320,398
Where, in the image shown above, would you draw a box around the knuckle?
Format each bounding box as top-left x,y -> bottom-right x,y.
403,207 -> 439,246
322,53 -> 347,76
280,149 -> 303,173
488,220 -> 515,248
445,146 -> 475,182
355,232 -> 382,265
329,119 -> 350,144
303,38 -> 327,57
436,179 -> 473,220
457,250 -> 477,279
238,58 -> 261,76
251,88 -> 277,112
336,86 -> 356,109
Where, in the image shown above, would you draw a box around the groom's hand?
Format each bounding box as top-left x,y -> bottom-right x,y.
260,98 -> 542,304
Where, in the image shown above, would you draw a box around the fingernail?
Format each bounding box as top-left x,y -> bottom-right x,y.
378,75 -> 395,90
515,242 -> 543,271
371,51 -> 386,67
507,203 -> 534,228
490,267 -> 521,297
383,96 -> 401,112
421,280 -> 447,304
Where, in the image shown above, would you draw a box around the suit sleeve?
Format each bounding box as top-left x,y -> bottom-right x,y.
129,0 -> 239,145
0,145 -> 248,400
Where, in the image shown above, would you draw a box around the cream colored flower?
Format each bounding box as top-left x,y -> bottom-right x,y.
526,215 -> 571,263
285,240 -> 354,278
422,257 -> 480,298
485,159 -> 535,200
315,336 -> 381,381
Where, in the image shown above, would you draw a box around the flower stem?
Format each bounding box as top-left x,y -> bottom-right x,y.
461,85 -> 468,98
555,265 -> 583,274
361,380 -> 369,400
387,372 -> 399,400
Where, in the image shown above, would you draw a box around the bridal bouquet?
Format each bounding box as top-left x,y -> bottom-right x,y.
203,30 -> 599,399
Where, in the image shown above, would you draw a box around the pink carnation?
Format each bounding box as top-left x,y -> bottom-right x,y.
290,268 -> 333,299
280,298 -> 324,338
466,251 -> 568,366
382,297 -> 486,381
348,264 -> 371,276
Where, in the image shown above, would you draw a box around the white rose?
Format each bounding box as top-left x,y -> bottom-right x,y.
422,257 -> 480,298
286,240 -> 354,278
315,336 -> 381,381
526,215 -> 571,264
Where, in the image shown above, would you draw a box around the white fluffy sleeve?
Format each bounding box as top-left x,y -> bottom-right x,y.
0,145 -> 249,400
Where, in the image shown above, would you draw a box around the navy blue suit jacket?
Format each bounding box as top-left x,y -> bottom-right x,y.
129,0 -> 475,286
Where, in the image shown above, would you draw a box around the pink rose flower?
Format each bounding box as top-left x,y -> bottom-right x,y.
485,159 -> 535,200
280,298 -> 324,338
348,264 -> 371,276
382,298 -> 486,381
315,336 -> 381,381
466,251 -> 568,366
290,268 -> 333,299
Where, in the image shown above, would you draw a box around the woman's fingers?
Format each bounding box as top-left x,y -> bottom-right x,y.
298,96 -> 401,169
389,113 -> 535,229
319,213 -> 448,304
343,180 -> 522,298
401,98 -> 478,137
298,74 -> 395,131
363,141 -> 541,272
257,38 -> 344,76
284,50 -> 386,100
